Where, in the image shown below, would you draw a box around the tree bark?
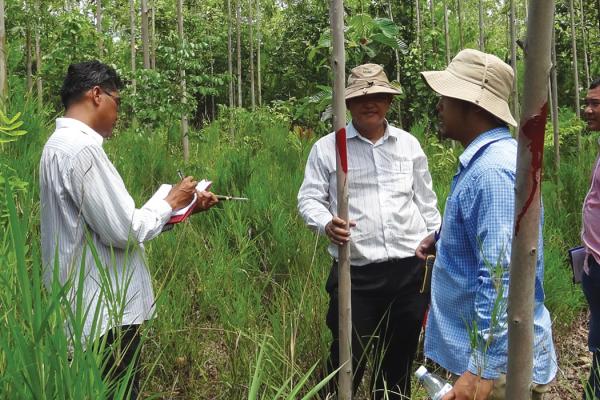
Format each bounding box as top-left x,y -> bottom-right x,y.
510,0 -> 519,119
35,0 -> 42,112
550,28 -> 560,173
141,0 -> 151,69
457,0 -> 464,50
330,0 -> 352,397
568,0 -> 581,151
249,0 -> 255,110
227,0 -> 234,107
129,0 -> 136,95
579,0 -> 590,87
256,0 -> 262,106
0,0 -> 7,107
478,0 -> 485,51
236,0 -> 242,108
177,0 -> 189,162
150,0 -> 156,69
506,1 -> 555,399
96,0 -> 103,53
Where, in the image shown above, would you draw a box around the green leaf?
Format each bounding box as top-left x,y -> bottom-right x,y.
374,17 -> 399,38
371,33 -> 399,49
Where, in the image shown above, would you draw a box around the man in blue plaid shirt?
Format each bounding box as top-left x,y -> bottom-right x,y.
415,49 -> 557,400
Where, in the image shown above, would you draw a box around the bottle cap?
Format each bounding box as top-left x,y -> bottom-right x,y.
415,365 -> 428,379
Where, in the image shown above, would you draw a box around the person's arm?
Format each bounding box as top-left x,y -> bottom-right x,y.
463,168 -> 515,380
412,143 -> 441,234
297,143 -> 335,234
68,145 -> 174,248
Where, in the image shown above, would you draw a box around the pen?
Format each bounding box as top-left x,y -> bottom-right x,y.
177,169 -> 185,180
215,194 -> 249,201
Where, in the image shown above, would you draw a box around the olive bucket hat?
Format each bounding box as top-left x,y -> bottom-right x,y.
344,63 -> 402,101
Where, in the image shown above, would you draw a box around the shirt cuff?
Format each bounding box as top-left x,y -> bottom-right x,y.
313,212 -> 334,234
467,349 -> 505,380
143,197 -> 173,224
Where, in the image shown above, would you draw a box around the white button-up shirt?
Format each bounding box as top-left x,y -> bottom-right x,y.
40,117 -> 172,343
298,121 -> 441,266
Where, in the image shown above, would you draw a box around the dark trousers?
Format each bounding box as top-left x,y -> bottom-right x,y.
322,257 -> 429,400
100,324 -> 143,400
583,255 -> 600,399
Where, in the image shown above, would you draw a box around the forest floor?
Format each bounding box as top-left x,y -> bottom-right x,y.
549,311 -> 589,400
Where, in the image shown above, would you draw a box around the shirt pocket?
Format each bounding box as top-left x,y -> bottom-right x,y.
381,160 -> 413,197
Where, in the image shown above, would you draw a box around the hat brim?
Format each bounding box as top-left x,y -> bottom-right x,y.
344,85 -> 402,101
420,70 -> 517,127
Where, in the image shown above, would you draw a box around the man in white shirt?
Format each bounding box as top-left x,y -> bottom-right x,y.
39,60 -> 218,399
297,64 -> 441,399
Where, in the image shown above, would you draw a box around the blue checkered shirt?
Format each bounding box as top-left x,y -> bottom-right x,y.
424,128 -> 557,383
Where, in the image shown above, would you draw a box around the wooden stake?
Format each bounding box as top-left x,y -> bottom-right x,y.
330,0 -> 351,398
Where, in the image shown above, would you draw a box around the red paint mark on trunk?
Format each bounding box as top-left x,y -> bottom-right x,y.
336,127 -> 348,173
515,103 -> 548,235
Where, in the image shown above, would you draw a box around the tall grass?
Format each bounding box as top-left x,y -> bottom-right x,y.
0,98 -> 593,398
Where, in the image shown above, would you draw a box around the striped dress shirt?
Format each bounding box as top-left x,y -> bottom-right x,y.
298,121 -> 441,266
424,128 -> 557,383
40,117 -> 172,343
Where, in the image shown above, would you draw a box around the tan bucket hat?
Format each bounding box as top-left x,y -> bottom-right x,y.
420,49 -> 517,127
345,63 -> 402,100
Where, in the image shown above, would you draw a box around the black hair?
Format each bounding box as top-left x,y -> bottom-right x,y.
60,60 -> 123,109
591,77 -> 600,90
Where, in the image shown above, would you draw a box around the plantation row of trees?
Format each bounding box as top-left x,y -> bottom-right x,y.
0,0 -> 598,134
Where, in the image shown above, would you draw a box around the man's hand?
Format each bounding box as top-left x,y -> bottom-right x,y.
193,190 -> 219,213
165,176 -> 198,210
416,232 -> 436,260
325,216 -> 356,246
441,371 -> 494,400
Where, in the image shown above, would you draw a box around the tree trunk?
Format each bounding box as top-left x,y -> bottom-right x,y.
0,0 -> 7,107
415,0 -> 422,57
579,0 -> 590,87
236,0 -> 242,108
141,0 -> 150,69
429,0 -> 437,54
550,28 -> 560,173
568,0 -> 581,150
249,0 -> 255,110
478,0 -> 485,51
388,0 -> 403,128
129,0 -> 136,95
330,0 -> 352,397
510,0 -> 519,119
150,0 -> 156,69
227,0 -> 234,107
96,0 -> 103,53
506,1 -> 555,398
256,0 -> 262,106
35,0 -> 42,112
457,0 -> 464,50
177,0 -> 189,162
26,25 -> 33,93
443,0 -> 450,64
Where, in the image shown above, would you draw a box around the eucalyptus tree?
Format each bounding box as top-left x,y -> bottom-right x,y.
150,0 -> 156,69
141,0 -> 150,68
579,0 -> 590,87
443,0 -> 450,64
96,0 -> 102,52
227,0 -> 233,107
507,0 -> 555,397
550,28 -> 560,172
249,0 -> 255,109
236,0 -> 242,107
456,0 -> 464,50
0,0 -> 6,106
568,0 -> 581,150
129,0 -> 136,94
35,0 -> 42,111
256,0 -> 261,106
478,0 -> 485,51
177,0 -> 189,161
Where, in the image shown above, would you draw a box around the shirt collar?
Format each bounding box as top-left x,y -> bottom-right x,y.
56,117 -> 104,146
346,120 -> 397,143
458,127 -> 511,169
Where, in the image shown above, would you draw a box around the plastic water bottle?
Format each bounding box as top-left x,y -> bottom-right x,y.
415,365 -> 453,400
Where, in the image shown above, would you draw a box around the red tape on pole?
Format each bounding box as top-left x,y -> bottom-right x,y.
336,127 -> 348,173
